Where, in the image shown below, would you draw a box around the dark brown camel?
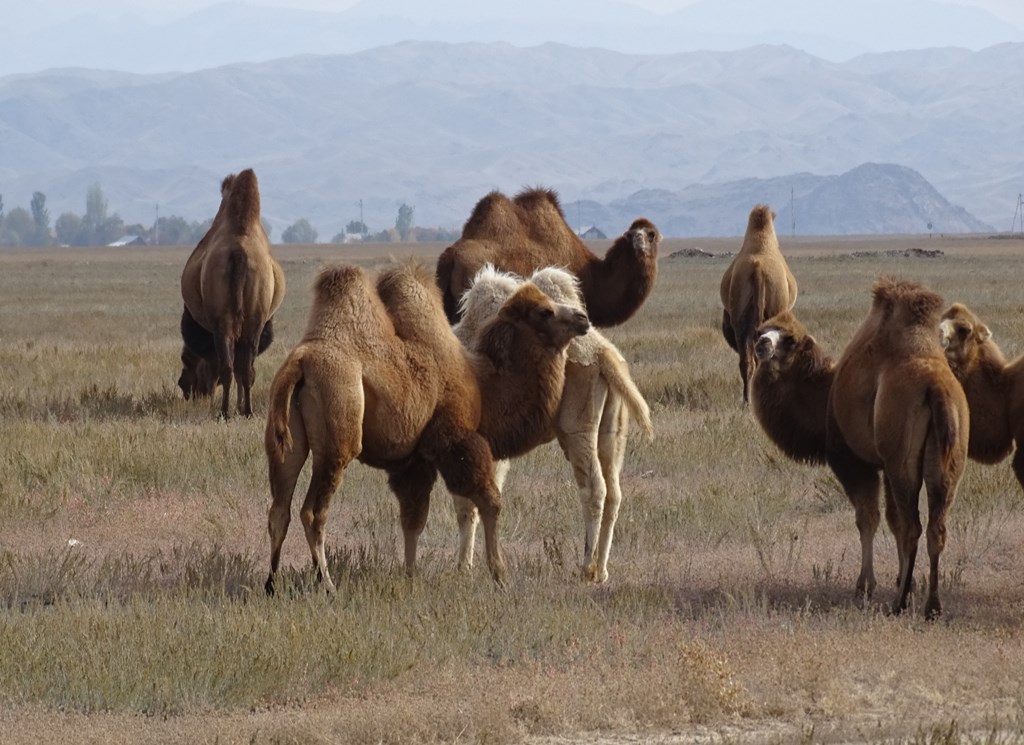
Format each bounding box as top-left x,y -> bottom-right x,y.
940,302 -> 1024,490
180,169 -> 285,418
436,187 -> 659,327
263,261 -> 589,595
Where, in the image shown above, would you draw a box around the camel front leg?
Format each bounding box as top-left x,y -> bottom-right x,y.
452,459 -> 508,571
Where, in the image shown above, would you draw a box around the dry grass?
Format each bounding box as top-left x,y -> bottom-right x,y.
2,236 -> 1024,744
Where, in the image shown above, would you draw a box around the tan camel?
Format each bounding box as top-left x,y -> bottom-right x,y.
436,187 -> 660,327
263,261 -> 589,595
940,302 -> 1024,489
177,304 -> 273,400
827,278 -> 969,618
180,169 -> 285,418
451,265 -> 654,583
719,204 -> 798,403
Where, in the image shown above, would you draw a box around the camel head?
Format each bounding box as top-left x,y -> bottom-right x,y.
940,302 -> 993,369
178,347 -> 216,400
625,218 -> 660,258
754,311 -> 830,376
498,282 -> 590,351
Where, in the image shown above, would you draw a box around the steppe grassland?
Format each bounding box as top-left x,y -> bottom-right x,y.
2,237 -> 1024,744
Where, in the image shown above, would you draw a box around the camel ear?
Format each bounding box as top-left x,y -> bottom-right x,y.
479,320 -> 516,370
978,324 -> 992,342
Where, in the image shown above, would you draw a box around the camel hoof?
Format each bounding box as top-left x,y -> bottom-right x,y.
925,598 -> 942,621
264,575 -> 276,597
581,563 -> 608,584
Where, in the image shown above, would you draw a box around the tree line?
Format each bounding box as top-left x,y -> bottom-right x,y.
0,188 -> 459,247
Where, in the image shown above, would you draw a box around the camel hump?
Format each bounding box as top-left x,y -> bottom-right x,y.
314,264 -> 366,301
376,260 -> 444,337
747,204 -> 776,232
513,187 -> 564,216
529,267 -> 583,310
224,168 -> 261,234
872,276 -> 943,326
463,190 -> 515,234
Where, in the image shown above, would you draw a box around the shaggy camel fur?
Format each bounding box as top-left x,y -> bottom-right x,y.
719,204 -> 798,403
940,302 -> 1024,490
451,265 -> 654,583
826,278 -> 969,618
436,187 -> 660,327
263,261 -> 589,595
180,169 -> 285,418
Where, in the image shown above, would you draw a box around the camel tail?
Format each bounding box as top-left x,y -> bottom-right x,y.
926,384 -> 960,468
738,270 -> 768,365
227,248 -> 248,339
598,346 -> 654,440
266,351 -> 305,461
435,248 -> 459,324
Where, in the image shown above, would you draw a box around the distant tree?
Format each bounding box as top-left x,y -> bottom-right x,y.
367,228 -> 395,243
187,218 -> 213,245
395,203 -> 414,241
154,215 -> 192,245
346,219 -> 367,235
55,212 -> 82,245
30,191 -> 52,246
0,194 -> 5,219
281,218 -> 318,244
0,207 -> 35,246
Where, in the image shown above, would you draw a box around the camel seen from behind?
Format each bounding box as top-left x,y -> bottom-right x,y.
180,169 -> 285,418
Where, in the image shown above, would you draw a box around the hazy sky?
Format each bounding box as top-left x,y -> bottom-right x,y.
19,0 -> 1024,28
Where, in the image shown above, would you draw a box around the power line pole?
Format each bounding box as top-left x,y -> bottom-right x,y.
1013,193 -> 1023,234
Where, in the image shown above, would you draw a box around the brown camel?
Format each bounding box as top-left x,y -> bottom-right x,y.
263,261 -> 589,595
827,278 -> 968,618
180,169 -> 285,418
719,204 -> 798,403
436,187 -> 660,327
940,302 -> 1024,489
752,282 -> 969,619
177,305 -> 273,400
451,265 -> 653,583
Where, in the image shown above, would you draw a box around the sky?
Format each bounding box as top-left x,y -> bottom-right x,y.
16,0 -> 1024,28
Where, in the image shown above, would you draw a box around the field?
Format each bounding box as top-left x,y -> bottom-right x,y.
2,234 -> 1024,744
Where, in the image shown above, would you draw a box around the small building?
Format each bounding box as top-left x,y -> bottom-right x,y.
107,234 -> 146,247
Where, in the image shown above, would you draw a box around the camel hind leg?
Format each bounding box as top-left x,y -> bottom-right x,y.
265,407 -> 310,596
826,443 -> 881,604
884,469 -> 923,616
920,438 -> 965,619
213,333 -> 234,419
590,395 -> 630,584
234,333 -> 259,418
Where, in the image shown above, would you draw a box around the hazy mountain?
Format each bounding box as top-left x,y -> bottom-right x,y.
0,41 -> 1014,238
5,0 -> 1022,77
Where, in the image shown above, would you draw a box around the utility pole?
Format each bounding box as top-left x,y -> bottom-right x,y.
1013,193 -> 1023,234
357,198 -> 365,235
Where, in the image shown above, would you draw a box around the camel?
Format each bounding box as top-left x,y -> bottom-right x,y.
940,302 -> 1024,489
719,204 -> 798,403
436,187 -> 660,327
827,278 -> 969,618
263,261 -> 589,595
751,280 -> 969,619
450,265 -> 654,583
180,168 -> 285,418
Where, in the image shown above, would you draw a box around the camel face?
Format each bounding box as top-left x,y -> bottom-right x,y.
940,303 -> 992,368
500,284 -> 590,350
627,218 -> 660,258
753,312 -> 818,375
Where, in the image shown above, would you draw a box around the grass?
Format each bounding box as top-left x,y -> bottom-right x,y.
2,236 -> 1024,743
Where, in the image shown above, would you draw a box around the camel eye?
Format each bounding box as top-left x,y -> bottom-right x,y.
647,230 -> 657,241
539,308 -> 554,320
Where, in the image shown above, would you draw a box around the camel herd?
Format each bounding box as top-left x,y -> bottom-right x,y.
179,171 -> 1019,619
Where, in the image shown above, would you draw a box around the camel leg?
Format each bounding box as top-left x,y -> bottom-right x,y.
214,333 -> 234,419
454,459 -> 509,572
558,427 -> 605,582
234,335 -> 258,418
1011,445 -> 1024,495
827,446 -> 881,604
436,432 -> 505,585
591,400 -> 629,584
738,343 -> 753,404
265,420 -> 310,597
721,310 -> 738,353
298,453 -> 348,593
882,474 -> 910,591
922,440 -> 963,620
885,470 -> 923,616
388,458 -> 438,577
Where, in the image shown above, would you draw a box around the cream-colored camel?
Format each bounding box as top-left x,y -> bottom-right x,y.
719,204 -> 798,403
827,278 -> 969,618
940,302 -> 1024,490
180,169 -> 285,418
451,264 -> 653,583
263,261 -> 589,594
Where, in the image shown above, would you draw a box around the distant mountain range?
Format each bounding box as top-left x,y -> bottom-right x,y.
6,0 -> 1023,76
1,41 -> 1019,238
